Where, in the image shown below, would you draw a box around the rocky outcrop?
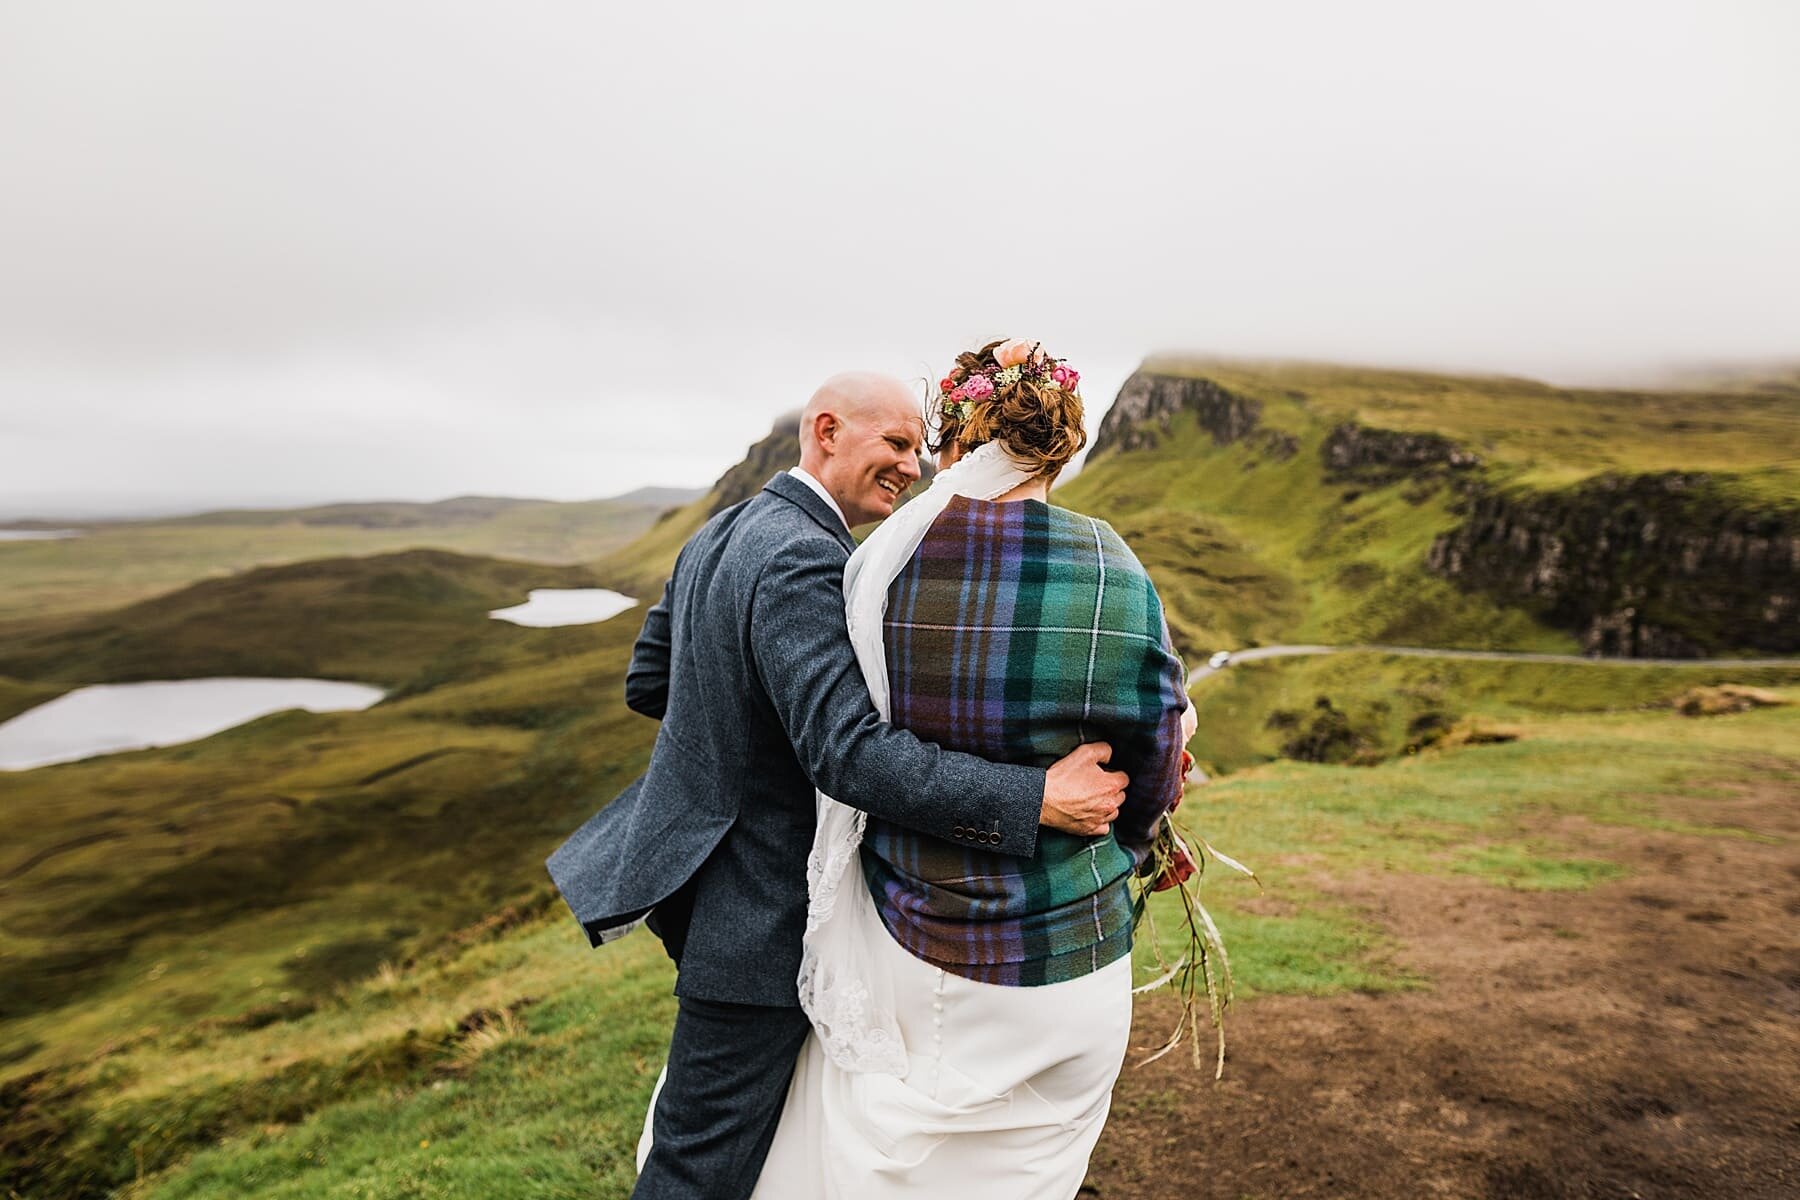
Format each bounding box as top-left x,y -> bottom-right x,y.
1322,422 -> 1481,484
1090,372 -> 1272,457
1427,473 -> 1799,656
704,413 -> 802,516
1672,685 -> 1789,717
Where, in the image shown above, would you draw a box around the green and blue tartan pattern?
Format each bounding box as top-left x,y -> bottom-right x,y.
861,495 -> 1190,986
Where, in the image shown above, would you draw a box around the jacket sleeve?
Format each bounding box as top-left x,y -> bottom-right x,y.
748,540 -> 1045,859
624,574 -> 674,719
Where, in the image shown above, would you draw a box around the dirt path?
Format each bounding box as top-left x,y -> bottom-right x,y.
1087,779 -> 1800,1199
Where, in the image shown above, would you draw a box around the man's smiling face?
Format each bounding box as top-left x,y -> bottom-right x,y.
834,400 -> 924,526
803,374 -> 924,528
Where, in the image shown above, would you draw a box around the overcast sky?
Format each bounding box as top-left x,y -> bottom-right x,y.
2,2 -> 1796,519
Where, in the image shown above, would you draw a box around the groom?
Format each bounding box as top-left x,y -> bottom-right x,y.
548,371 -> 1130,1199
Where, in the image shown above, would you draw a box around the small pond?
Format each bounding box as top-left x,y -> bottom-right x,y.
487,588 -> 638,627
0,677 -> 386,771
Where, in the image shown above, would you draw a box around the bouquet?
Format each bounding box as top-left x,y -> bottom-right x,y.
1131,748 -> 1259,1079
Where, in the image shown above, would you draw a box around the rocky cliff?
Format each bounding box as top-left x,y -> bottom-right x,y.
1427,473 -> 1799,656
1090,371 -> 1293,458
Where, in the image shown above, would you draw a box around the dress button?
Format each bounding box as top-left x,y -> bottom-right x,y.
952,825 -> 966,838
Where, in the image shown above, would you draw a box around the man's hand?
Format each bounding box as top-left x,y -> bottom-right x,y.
1041,742 -> 1129,837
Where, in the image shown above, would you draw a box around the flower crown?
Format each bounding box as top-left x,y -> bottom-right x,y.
937,338 -> 1081,423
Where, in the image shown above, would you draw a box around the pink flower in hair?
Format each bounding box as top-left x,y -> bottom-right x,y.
1052,365 -> 1080,391
961,374 -> 995,399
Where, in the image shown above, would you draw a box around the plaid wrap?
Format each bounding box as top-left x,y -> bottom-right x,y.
861,495 -> 1189,987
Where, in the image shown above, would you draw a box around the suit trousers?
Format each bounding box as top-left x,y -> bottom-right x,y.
632,994 -> 812,1200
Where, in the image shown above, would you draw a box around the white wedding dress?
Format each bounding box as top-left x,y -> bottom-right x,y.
636,443 -> 1136,1198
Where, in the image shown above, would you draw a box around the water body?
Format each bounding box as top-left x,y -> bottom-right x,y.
0,529 -> 83,541
488,588 -> 637,627
0,677 -> 386,771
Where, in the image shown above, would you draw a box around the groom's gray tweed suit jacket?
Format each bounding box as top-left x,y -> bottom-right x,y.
547,471 -> 1046,1007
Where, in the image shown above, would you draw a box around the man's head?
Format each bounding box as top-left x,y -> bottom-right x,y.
797,372 -> 924,526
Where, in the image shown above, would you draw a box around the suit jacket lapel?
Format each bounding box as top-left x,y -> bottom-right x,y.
763,472 -> 857,555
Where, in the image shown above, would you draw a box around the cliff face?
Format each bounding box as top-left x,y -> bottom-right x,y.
1428,474 -> 1799,656
1091,372 -> 1268,456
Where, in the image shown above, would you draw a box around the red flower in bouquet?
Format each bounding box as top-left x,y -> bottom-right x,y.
1150,828 -> 1197,892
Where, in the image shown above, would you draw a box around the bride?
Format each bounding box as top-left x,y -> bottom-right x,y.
744,338 -> 1197,1197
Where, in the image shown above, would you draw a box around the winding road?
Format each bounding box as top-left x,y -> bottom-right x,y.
1188,642 -> 1800,682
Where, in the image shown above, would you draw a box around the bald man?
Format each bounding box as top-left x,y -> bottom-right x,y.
548,373 -> 1129,1199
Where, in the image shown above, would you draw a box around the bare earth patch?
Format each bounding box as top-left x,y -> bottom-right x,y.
1088,781 -> 1800,1199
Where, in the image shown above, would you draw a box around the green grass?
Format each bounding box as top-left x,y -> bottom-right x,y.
6,697 -> 1782,1199
1136,886 -> 1415,999
1450,845 -> 1626,890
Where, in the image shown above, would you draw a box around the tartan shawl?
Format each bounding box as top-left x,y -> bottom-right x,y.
861,494 -> 1189,986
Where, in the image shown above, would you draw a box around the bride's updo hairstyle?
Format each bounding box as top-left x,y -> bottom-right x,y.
929,338 -> 1087,481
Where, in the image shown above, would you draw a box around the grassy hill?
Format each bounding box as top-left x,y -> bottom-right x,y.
1057,360 -> 1799,660
3,360 -> 1797,1197
0,490 -> 698,625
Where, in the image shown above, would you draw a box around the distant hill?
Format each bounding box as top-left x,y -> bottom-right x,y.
603,485 -> 709,509
0,548 -> 602,687
148,495 -> 549,529
0,489 -> 697,624
136,489 -> 708,530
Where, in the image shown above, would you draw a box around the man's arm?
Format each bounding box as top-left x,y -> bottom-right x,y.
1109,613 -> 1191,858
750,543 -> 1121,858
624,575 -> 674,719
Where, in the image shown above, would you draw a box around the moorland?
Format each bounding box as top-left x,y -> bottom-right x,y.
3,361 -> 1796,1199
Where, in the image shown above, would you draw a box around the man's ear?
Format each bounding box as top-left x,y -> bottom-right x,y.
813,411 -> 840,453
